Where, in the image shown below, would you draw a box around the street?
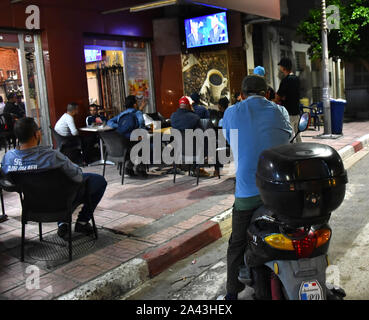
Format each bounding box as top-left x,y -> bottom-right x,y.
123,147 -> 369,300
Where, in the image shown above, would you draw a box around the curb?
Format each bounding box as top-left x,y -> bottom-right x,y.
338,133 -> 369,160
56,208 -> 233,300
58,134 -> 369,300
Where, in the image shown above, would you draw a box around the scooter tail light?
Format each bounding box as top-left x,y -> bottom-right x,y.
264,234 -> 294,251
315,229 -> 331,248
292,229 -> 331,258
292,232 -> 316,258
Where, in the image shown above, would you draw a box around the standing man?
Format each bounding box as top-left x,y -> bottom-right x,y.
275,57 -> 302,142
219,75 -> 292,300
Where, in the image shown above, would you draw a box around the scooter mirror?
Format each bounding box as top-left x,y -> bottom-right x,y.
298,112 -> 310,133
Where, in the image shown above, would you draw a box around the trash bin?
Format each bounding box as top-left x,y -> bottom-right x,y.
330,99 -> 346,134
317,99 -> 346,134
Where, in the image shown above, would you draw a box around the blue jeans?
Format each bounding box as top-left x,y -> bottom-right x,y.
58,173 -> 107,225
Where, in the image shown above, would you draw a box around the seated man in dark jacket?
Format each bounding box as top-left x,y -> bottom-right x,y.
171,96 -> 202,130
1,117 -> 107,239
171,96 -> 210,176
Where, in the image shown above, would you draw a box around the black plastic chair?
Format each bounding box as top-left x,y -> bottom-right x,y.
8,168 -> 97,262
173,119 -> 220,185
49,126 -> 83,164
99,130 -> 132,185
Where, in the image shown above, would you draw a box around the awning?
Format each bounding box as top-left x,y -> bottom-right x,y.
192,0 -> 281,20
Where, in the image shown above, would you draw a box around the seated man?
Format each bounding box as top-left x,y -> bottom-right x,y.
4,93 -> 25,119
1,117 -> 107,238
107,95 -> 145,139
171,96 -> 202,130
217,97 -> 229,128
54,102 -> 85,164
86,104 -> 107,126
190,93 -> 210,119
171,96 -> 212,177
55,102 -> 80,137
107,95 -> 147,177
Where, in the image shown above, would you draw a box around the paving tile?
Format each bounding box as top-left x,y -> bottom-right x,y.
174,215 -> 210,230
0,261 -> 47,294
1,273 -> 78,300
141,226 -> 185,245
0,223 -> 17,235
54,254 -> 121,283
103,215 -> 155,234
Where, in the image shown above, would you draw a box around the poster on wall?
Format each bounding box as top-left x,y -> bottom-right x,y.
125,47 -> 150,101
181,50 -> 230,109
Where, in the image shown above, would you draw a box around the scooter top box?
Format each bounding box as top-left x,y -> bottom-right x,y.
256,143 -> 347,226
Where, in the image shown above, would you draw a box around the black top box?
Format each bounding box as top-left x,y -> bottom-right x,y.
256,143 -> 348,226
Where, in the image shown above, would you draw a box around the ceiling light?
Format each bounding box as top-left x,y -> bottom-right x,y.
130,0 -> 177,13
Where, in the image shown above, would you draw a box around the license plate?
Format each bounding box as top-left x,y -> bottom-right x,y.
299,280 -> 324,300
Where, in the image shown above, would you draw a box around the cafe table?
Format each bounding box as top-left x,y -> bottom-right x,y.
79,125 -> 115,166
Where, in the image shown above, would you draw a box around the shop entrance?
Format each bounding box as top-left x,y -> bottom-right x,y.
0,31 -> 51,146
83,39 -> 156,119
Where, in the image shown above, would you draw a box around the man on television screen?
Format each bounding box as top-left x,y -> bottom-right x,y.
187,20 -> 205,47
209,15 -> 226,44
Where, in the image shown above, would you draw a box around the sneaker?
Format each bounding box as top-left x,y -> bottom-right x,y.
238,265 -> 253,286
75,221 -> 94,235
57,223 -> 69,240
217,293 -> 238,300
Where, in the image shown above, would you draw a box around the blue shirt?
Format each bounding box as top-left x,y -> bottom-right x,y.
222,96 -> 292,199
193,104 -> 210,119
1,146 -> 83,183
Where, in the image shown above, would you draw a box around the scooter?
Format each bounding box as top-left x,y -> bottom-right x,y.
239,113 -> 348,300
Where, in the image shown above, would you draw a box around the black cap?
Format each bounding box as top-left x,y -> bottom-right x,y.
278,57 -> 292,71
242,75 -> 267,96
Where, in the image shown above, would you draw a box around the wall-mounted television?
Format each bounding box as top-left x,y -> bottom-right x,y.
84,49 -> 102,63
184,12 -> 229,49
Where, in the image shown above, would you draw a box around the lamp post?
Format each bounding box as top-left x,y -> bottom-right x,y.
321,0 -> 332,135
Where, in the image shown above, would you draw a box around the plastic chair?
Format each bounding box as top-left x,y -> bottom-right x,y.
173,119 -> 220,185
300,103 -> 324,130
8,168 -> 97,262
99,130 -> 132,185
49,126 -> 83,164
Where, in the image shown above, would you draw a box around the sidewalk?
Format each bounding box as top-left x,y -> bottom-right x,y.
0,119 -> 369,300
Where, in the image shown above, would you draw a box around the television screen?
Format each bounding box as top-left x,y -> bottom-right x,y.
84,49 -> 102,63
184,12 -> 229,49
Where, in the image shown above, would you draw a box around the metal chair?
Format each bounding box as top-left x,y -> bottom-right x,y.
99,130 -> 132,185
8,168 -> 97,262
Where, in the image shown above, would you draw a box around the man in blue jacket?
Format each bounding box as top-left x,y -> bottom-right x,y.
1,117 -> 107,239
107,95 -> 147,177
220,75 -> 292,300
107,95 -> 145,139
